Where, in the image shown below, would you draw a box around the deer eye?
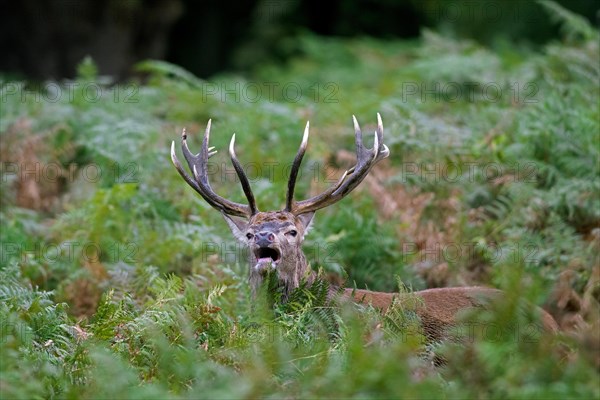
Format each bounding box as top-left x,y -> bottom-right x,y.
246,233 -> 254,240
287,230 -> 298,237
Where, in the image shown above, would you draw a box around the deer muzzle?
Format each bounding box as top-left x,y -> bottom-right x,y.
254,246 -> 281,264
252,242 -> 281,276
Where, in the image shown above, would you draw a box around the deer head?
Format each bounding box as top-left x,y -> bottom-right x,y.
171,115 -> 389,298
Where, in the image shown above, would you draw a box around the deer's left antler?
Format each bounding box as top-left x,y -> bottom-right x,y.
285,113 -> 389,215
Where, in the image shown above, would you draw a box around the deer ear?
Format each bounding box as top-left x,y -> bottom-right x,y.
297,211 -> 315,236
221,213 -> 249,242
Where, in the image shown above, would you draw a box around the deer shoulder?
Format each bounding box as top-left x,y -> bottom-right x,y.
170,114 -> 559,339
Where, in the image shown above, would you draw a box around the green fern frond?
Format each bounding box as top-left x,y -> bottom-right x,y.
538,1 -> 599,42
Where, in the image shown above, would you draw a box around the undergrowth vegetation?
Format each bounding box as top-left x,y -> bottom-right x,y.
1,2 -> 598,399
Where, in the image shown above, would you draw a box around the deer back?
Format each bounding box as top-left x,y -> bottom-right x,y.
345,286 -> 559,340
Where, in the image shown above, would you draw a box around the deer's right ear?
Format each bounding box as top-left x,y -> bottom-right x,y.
297,211 -> 315,236
221,213 -> 249,242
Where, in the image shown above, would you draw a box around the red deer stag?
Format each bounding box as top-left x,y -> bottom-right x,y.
171,114 -> 558,340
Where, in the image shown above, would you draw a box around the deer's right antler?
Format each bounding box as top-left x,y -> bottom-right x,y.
171,120 -> 258,218
285,113 -> 389,215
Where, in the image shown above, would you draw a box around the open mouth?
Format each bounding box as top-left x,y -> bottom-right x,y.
254,247 -> 281,264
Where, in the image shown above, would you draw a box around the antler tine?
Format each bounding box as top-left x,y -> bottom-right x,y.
352,115 -> 364,156
290,114 -> 390,215
376,112 -> 389,160
189,120 -> 211,185
171,140 -> 202,193
285,121 -> 310,212
229,134 -> 258,215
170,120 -> 253,218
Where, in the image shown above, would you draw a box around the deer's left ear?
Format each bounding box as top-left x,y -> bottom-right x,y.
221,213 -> 249,242
297,211 -> 315,236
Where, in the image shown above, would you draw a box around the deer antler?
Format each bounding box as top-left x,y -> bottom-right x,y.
285,113 -> 389,215
170,119 -> 258,217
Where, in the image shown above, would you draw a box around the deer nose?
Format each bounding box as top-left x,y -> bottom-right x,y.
256,231 -> 275,247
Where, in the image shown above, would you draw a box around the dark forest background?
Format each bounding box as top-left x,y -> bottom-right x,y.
1,0 -> 598,80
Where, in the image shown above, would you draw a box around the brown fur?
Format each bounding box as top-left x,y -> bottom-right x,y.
345,286 -> 559,340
